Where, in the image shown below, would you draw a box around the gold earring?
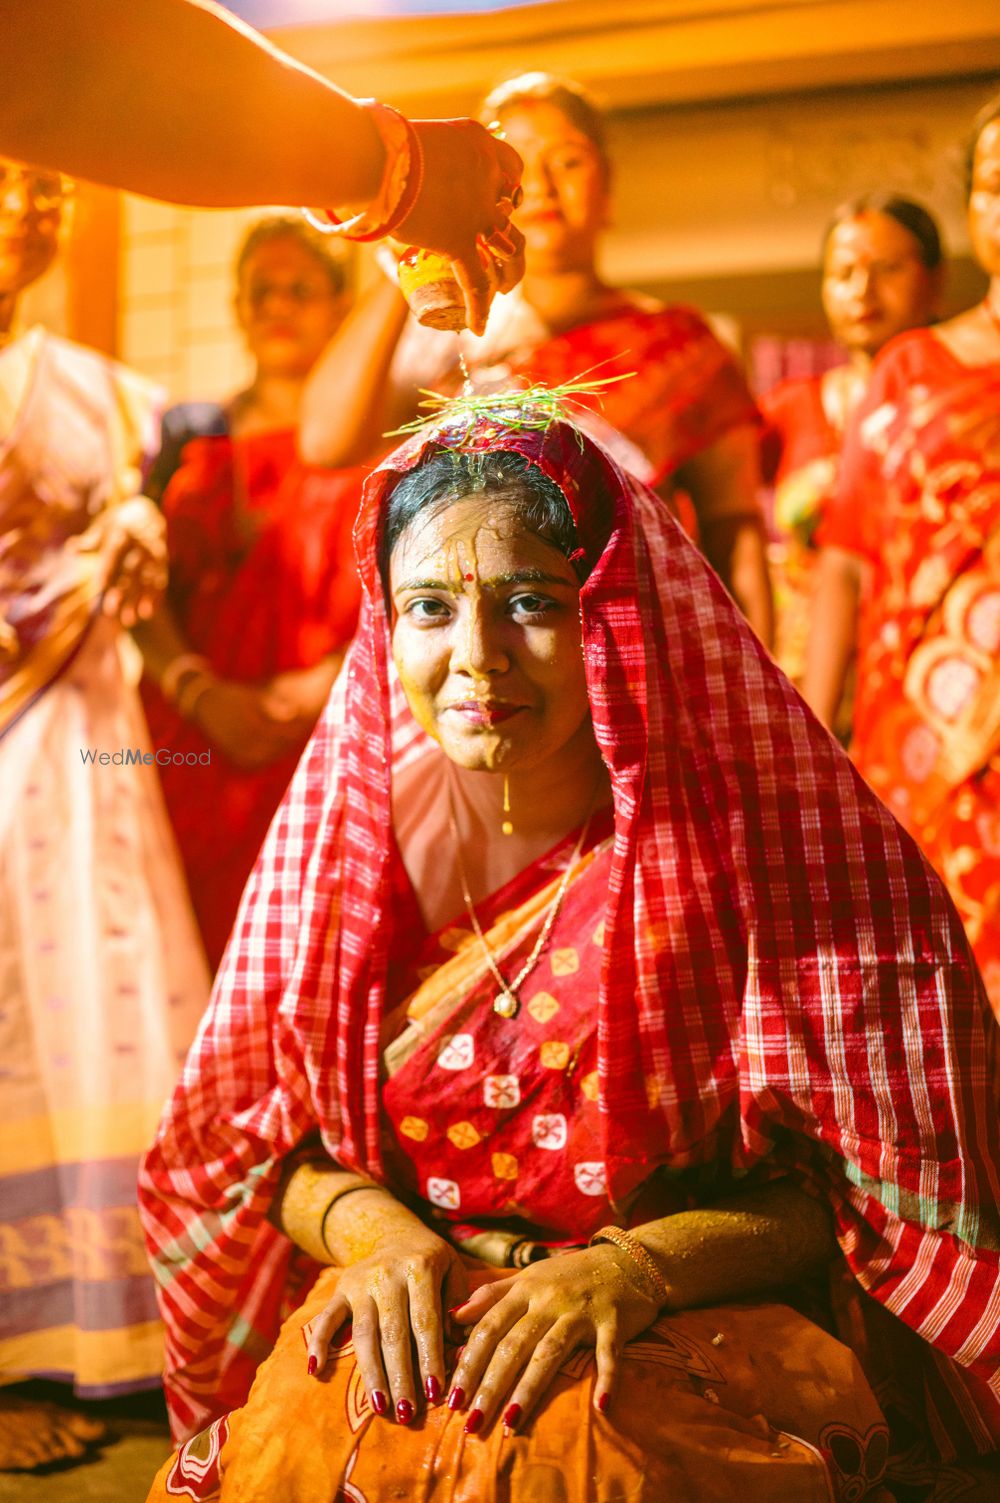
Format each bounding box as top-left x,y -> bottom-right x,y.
502,775 -> 513,836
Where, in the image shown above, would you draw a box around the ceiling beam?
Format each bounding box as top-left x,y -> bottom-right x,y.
273,0 -> 1000,115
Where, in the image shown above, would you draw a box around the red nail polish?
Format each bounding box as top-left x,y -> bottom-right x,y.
425,1374 -> 442,1403
464,1408 -> 484,1435
370,1390 -> 388,1416
447,1304 -> 467,1317
503,1403 -> 522,1431
447,1386 -> 465,1411
597,1391 -> 609,1414
307,1355 -> 317,1377
396,1398 -> 414,1426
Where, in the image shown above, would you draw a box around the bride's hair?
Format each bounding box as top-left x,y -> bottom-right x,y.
379,448 -> 585,597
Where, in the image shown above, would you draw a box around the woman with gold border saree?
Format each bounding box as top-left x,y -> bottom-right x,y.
0,159 -> 207,1467
142,403 -> 999,1502
808,99 -> 1000,1022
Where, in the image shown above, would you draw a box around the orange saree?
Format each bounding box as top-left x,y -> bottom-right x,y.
822,328 -> 1000,1017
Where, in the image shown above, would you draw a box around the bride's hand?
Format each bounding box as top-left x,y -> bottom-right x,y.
305,1218 -> 468,1424
446,1245 -> 662,1433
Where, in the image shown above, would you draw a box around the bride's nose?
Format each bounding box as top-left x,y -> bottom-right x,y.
451,599 -> 509,678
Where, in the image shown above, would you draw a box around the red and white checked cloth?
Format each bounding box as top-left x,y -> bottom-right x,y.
140,412 -> 1000,1451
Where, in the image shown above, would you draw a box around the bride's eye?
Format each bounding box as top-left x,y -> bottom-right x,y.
509,593 -> 557,620
406,597 -> 451,621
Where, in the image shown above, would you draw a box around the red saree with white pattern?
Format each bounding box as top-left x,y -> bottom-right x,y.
141,412 -> 1000,1502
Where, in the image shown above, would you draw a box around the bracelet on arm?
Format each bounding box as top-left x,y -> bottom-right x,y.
175,669 -> 217,723
590,1225 -> 670,1306
303,102 -> 424,244
160,652 -> 212,704
278,1160 -> 385,1264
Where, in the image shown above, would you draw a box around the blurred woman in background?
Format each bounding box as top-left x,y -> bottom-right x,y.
138,217 -> 363,970
301,73 -> 773,646
760,196 -> 943,707
0,158 -> 207,1470
804,97 -> 1000,1018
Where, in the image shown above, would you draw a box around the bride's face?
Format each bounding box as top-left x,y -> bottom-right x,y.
389,494 -> 592,775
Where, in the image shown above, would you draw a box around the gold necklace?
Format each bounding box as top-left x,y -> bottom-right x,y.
446,771 -> 598,1019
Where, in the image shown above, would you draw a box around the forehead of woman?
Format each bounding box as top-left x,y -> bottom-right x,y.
483,73 -> 606,152
498,98 -> 596,151
822,198 -> 943,271
235,218 -> 346,294
389,492 -> 577,588
238,234 -> 329,285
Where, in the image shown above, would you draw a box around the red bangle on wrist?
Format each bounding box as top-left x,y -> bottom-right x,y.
303,103 -> 423,244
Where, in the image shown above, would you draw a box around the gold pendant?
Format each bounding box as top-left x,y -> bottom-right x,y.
502,775 -> 513,836
493,991 -> 519,1019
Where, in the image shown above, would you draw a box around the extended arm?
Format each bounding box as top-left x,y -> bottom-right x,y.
801,545 -> 863,730
3,0 -> 384,209
3,0 -> 524,332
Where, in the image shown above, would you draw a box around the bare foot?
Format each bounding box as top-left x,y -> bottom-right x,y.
0,1393 -> 107,1470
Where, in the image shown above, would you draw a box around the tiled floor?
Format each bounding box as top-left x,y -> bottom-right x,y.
0,1385 -> 170,1503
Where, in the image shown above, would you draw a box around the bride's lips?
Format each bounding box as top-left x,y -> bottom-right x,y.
446,701 -> 524,727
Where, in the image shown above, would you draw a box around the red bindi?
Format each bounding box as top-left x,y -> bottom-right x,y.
464,572 -> 474,581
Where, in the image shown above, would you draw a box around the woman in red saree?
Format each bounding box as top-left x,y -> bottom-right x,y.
301,73 -> 772,646
760,196 -> 943,701
140,398 -> 999,1502
138,218 -> 363,968
805,99 -> 1000,1018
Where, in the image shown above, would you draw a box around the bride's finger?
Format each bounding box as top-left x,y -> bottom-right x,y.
490,1314 -> 583,1434
592,1316 -> 621,1416
348,1293 -> 391,1418
446,1289 -> 524,1415
306,1290 -> 350,1377
461,1312 -> 548,1433
373,1284 -> 418,1424
448,1275 -> 516,1325
406,1265 -> 446,1406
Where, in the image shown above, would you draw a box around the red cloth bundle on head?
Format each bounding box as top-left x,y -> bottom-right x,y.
140,408 -> 1000,1458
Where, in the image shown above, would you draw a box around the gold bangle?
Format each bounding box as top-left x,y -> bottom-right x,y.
590,1225 -> 670,1305
175,669 -> 216,721
160,652 -> 211,704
